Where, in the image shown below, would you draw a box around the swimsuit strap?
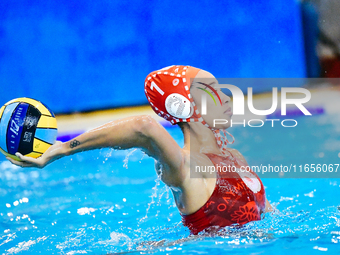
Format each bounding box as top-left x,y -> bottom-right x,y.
204,150 -> 239,177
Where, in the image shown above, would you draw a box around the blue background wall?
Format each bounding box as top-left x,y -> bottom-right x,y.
0,0 -> 306,113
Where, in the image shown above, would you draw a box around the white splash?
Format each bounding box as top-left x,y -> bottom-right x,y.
77,207 -> 97,215
123,149 -> 137,169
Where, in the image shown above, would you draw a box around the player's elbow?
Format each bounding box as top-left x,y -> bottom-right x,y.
134,115 -> 159,138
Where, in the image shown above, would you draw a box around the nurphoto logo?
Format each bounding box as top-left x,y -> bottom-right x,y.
201,84 -> 312,128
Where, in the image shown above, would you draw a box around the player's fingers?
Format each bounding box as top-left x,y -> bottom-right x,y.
16,152 -> 46,168
6,157 -> 19,165
6,156 -> 33,167
15,152 -> 37,163
21,161 -> 35,167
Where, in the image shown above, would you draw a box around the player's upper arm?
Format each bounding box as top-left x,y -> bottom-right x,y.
135,115 -> 186,185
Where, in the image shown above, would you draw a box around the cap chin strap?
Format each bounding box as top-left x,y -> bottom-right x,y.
181,110 -> 235,155
212,129 -> 235,155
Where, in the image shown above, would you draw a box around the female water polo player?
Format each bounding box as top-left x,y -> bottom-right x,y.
7,65 -> 272,235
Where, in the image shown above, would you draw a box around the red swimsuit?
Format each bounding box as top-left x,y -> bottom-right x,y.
181,152 -> 266,235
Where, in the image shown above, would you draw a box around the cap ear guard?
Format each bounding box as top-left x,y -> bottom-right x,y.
144,65 -> 201,124
165,93 -> 193,119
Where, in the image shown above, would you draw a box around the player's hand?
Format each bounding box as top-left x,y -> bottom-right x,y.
6,141 -> 64,168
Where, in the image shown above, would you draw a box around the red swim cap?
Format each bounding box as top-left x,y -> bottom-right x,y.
144,65 -> 234,154
144,65 -> 202,124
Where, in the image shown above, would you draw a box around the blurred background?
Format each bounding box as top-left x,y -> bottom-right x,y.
1,0 -> 339,114
1,1 -> 340,253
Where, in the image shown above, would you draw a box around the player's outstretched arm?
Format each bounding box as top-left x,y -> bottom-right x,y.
7,115 -> 184,175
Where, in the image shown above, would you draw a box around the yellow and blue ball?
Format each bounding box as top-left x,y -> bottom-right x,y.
0,98 -> 57,161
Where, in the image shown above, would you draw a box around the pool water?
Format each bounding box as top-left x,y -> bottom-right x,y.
0,113 -> 340,254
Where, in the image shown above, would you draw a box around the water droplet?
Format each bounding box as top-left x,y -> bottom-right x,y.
138,174 -> 162,224
123,149 -> 137,169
